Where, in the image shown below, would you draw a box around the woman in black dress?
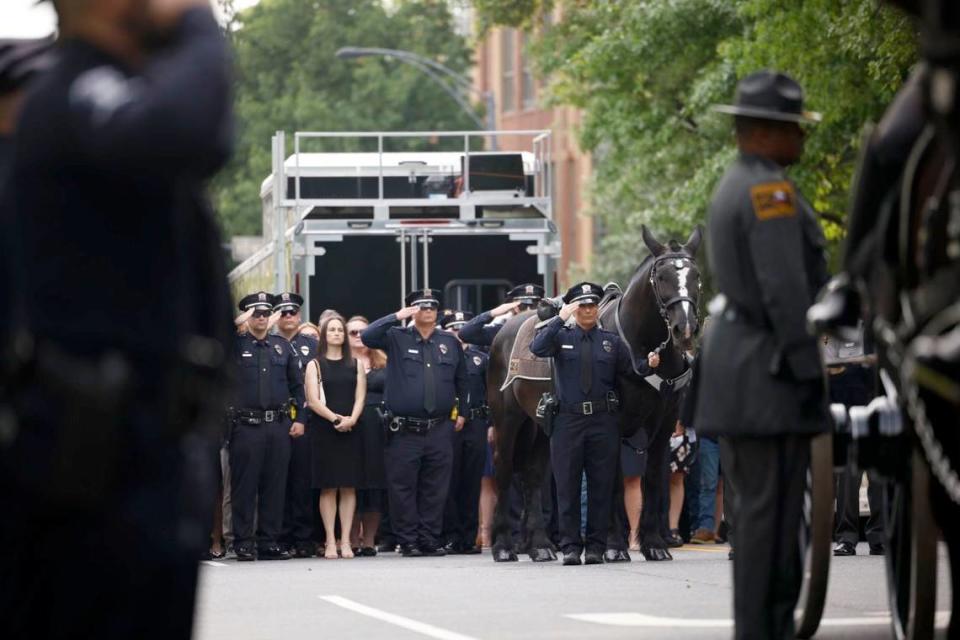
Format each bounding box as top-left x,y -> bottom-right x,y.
346,316 -> 388,556
305,315 -> 366,559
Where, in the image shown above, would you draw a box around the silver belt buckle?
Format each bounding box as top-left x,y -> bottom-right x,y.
582,401 -> 593,416
264,410 -> 275,423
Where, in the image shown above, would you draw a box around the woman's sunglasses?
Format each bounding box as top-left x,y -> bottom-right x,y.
348,329 -> 364,337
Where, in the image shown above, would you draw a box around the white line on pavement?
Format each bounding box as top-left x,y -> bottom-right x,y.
319,595 -> 480,640
565,612 -> 952,628
201,561 -> 229,568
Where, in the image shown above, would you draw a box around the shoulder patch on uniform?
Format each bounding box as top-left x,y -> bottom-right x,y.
70,66 -> 139,126
750,181 -> 796,221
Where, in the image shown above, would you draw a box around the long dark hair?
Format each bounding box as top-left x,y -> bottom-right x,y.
316,314 -> 353,367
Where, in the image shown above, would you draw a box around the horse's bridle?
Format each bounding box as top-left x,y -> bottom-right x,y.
648,253 -> 701,346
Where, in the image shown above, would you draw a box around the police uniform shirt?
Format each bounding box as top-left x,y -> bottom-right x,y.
361,314 -> 468,419
287,332 -> 317,416
458,311 -> 501,347
235,333 -> 305,411
9,9 -> 233,363
463,345 -> 489,410
529,316 -> 635,405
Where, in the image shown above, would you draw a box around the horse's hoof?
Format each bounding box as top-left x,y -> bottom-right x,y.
493,548 -> 518,562
529,547 -> 556,562
604,549 -> 631,563
640,546 -> 673,562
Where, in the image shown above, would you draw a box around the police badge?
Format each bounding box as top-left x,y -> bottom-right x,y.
300,345 -> 309,356
602,339 -> 613,353
274,344 -> 283,355
438,343 -> 449,355
473,356 -> 482,366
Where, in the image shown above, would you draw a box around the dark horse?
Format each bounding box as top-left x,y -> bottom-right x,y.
486,225 -> 702,562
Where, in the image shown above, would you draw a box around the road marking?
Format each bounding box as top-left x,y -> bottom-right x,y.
319,595 -> 480,640
676,545 -> 729,553
566,612 -> 952,628
201,561 -> 229,568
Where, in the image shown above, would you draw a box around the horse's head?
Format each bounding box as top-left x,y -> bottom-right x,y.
641,225 -> 703,352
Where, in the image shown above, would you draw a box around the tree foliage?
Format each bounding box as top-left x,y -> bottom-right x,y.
475,0 -> 917,285
213,0 -> 478,238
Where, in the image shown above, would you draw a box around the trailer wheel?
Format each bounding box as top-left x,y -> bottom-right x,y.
794,432 -> 833,639
885,447 -> 938,640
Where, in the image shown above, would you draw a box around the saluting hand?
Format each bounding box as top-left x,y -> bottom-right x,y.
267,310 -> 282,329
490,301 -> 521,317
234,308 -> 254,326
647,351 -> 660,369
558,301 -> 580,321
454,416 -> 466,432
290,421 -> 305,438
396,306 -> 420,321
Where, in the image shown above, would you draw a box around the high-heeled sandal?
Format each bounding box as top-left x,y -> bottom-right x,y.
339,543 -> 354,559
323,542 -> 339,559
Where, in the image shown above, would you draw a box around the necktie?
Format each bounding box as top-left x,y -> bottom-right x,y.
580,333 -> 592,396
258,341 -> 270,408
423,341 -> 436,415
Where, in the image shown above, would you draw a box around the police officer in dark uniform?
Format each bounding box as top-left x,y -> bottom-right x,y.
273,292 -> 317,557
531,282 -> 653,566
230,292 -> 305,561
440,310 -> 489,554
2,1 -> 234,638
361,289 -> 468,557
458,283 -> 545,346
695,71 -> 829,639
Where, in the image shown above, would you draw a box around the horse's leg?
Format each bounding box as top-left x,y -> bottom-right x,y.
640,418 -> 673,561
519,426 -> 556,562
604,450 -> 631,562
491,415 -> 519,563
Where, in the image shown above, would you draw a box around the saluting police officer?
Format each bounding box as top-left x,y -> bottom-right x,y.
274,292 -> 319,557
695,71 -> 829,639
362,289 -> 468,557
230,292 -> 305,561
531,282 -> 657,565
459,283 -> 545,347
440,310 -> 488,554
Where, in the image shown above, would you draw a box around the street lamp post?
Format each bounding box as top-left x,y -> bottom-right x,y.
336,46 -> 498,150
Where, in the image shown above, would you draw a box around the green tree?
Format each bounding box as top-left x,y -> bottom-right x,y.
475,0 -> 917,285
214,0 -> 479,238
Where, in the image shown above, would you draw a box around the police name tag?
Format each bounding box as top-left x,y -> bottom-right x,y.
561,344 -> 574,350
242,352 -> 253,358
408,349 -> 419,354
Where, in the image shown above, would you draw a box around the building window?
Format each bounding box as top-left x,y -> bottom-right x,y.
521,32 -> 535,110
500,29 -> 516,113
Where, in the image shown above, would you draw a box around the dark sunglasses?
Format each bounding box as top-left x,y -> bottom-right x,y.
348,329 -> 364,337
279,309 -> 299,317
251,309 -> 271,319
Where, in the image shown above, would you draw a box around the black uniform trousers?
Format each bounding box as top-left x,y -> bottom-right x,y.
282,431 -> 313,545
835,469 -> 885,546
443,417 -> 487,546
726,434 -> 810,640
385,421 -> 453,548
229,419 -> 291,550
550,411 -> 619,554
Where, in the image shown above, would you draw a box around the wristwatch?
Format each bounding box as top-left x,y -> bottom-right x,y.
333,417 -> 342,426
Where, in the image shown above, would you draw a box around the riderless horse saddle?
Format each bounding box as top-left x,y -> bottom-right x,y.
499,315 -> 553,391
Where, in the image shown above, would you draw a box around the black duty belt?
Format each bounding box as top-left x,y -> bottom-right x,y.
467,406 -> 490,420
389,416 -> 445,434
559,399 -> 614,416
235,407 -> 288,425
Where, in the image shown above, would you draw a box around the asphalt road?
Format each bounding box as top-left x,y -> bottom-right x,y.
193,542 -> 952,640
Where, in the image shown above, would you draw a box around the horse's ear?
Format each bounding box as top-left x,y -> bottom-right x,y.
683,225 -> 703,255
641,224 -> 666,256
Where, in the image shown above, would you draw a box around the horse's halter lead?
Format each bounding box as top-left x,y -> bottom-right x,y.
647,253 -> 701,356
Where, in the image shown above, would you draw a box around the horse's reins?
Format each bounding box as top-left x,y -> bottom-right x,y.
610,253 -> 699,392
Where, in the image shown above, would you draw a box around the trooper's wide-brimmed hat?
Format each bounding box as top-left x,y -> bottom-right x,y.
273,292 -> 304,312
405,288 -> 442,309
441,310 -> 474,330
563,282 -> 603,305
713,70 -> 821,124
239,291 -> 276,312
507,283 -> 545,305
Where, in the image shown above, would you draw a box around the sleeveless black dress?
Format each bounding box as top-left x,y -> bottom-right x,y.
359,367 -> 387,489
309,357 -> 362,488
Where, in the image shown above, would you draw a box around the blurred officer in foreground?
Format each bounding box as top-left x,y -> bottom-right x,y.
440,310 -> 488,554
696,71 -> 829,639
0,0 -> 234,638
531,282 -> 656,566
230,292 -> 304,561
274,292 -> 318,557
458,283 -> 545,347
362,289 -> 467,557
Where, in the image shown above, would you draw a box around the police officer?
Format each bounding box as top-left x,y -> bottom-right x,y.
695,71 -> 829,639
361,289 -> 468,557
273,292 -> 318,557
459,283 -> 545,347
2,1 -> 233,637
230,292 -> 305,561
440,310 -> 488,554
531,282 -> 657,565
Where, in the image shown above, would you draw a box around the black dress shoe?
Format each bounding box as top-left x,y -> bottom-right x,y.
443,540 -> 461,554
584,550 -> 604,565
377,540 -> 398,553
562,551 -> 582,566
833,541 -> 856,556
236,546 -> 256,562
419,545 -> 447,557
258,545 -> 292,560
460,544 -> 481,555
666,529 -> 684,548
399,544 -> 423,557
869,543 -> 885,556
294,542 -> 316,558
